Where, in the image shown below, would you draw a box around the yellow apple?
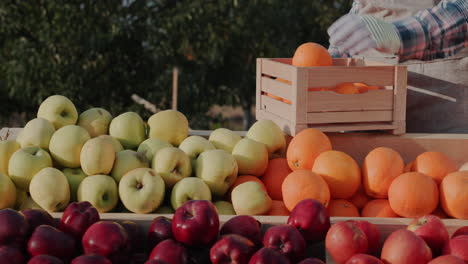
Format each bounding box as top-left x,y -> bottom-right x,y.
62,168 -> 87,202
16,118 -> 55,151
37,95 -> 78,129
0,172 -> 16,209
109,112 -> 146,149
153,147 -> 192,188
208,128 -> 241,153
29,167 -> 70,212
231,181 -> 272,215
179,136 -> 215,168
78,108 -> 113,137
97,135 -> 124,152
77,174 -> 118,213
111,150 -> 148,183
119,168 -> 165,214
246,120 -> 286,158
8,146 -> 53,191
147,110 -> 188,146
80,137 -> 115,175
214,201 -> 236,215
196,149 -> 238,196
232,138 -> 269,177
170,177 -> 211,210
0,140 -> 20,175
49,125 -> 91,168
137,138 -> 172,163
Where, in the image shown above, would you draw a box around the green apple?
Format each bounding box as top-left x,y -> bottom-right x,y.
62,168 -> 87,202
16,118 -> 55,151
8,146 -> 53,191
97,135 -> 124,152
231,181 -> 272,215
170,177 -> 211,210
78,107 -> 113,137
137,138 -> 172,163
80,137 -> 115,175
232,138 -> 268,177
0,172 -> 16,209
154,205 -> 174,214
152,147 -> 191,188
111,150 -> 148,183
0,140 -> 20,175
49,125 -> 91,168
77,174 -> 118,213
37,95 -> 78,129
179,136 -> 215,168
14,190 -> 28,209
246,120 -> 286,159
195,149 -> 238,197
29,167 -> 70,212
208,128 -> 241,153
119,168 -> 165,214
109,112 -> 146,149
19,196 -> 42,210
214,201 -> 236,215
147,110 -> 188,146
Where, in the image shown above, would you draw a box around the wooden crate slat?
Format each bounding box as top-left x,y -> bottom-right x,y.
308,122 -> 396,132
307,66 -> 395,87
307,90 -> 394,112
261,76 -> 292,101
261,59 -> 294,80
307,111 -> 393,124
271,58 -> 292,65
260,95 -> 292,121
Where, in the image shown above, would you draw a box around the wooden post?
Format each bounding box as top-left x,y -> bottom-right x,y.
172,67 -> 179,110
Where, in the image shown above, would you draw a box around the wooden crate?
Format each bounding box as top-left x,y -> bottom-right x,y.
256,58 -> 407,136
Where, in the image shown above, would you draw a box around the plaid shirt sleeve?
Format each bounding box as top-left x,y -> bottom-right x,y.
393,0 -> 468,61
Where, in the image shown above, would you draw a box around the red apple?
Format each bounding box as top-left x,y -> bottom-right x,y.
82,221 -> 129,264
428,255 -> 465,264
148,239 -> 189,264
442,235 -> 468,263
148,216 -> 173,250
345,254 -> 384,264
287,199 -> 330,243
119,220 -> 143,253
219,215 -> 262,246
71,255 -> 112,264
0,208 -> 29,247
262,224 -> 306,262
172,200 -> 219,246
325,221 -> 368,264
248,247 -> 291,264
22,208 -> 56,234
298,258 -> 325,264
452,226 -> 468,238
27,225 -> 76,261
59,201 -> 100,240
381,229 -> 432,264
210,234 -> 256,264
0,245 -> 25,264
28,255 -> 64,264
407,215 -> 449,256
348,220 -> 381,255
145,260 -> 170,264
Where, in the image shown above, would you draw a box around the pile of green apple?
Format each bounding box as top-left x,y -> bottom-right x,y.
0,95 -> 287,214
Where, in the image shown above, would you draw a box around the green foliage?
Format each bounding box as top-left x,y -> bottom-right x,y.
0,0 -> 351,129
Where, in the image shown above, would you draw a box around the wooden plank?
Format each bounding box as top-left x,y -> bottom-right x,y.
271,58 -> 292,65
0,128 -> 8,141
307,90 -> 394,112
308,122 -> 396,132
392,66 -> 408,134
256,59 -> 263,111
261,76 -> 292,101
308,66 -> 395,87
261,58 -> 294,80
293,67 -> 308,124
261,95 -> 292,121
307,111 -> 393,124
256,110 -> 296,136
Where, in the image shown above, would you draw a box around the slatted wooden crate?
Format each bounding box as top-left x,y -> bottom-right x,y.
256,58 -> 407,136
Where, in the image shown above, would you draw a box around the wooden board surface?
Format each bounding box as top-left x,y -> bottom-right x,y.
307,90 -> 394,112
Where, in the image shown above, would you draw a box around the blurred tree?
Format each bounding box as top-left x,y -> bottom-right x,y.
0,0 -> 351,129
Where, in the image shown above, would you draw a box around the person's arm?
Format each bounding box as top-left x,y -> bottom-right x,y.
395,0 -> 468,61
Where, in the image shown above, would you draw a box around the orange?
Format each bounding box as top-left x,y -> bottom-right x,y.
292,42 -> 333,67
267,200 -> 290,216
412,151 -> 457,184
282,99 -> 292,104
228,175 -> 266,200
361,199 -> 398,217
334,83 -> 360,94
262,158 -> 292,200
362,147 -> 404,198
440,171 -> 468,219
264,92 -> 283,101
311,150 -> 361,199
404,161 -> 413,173
307,87 -> 332,92
388,172 -> 439,218
282,170 -> 330,211
353,82 -> 383,93
276,78 -> 291,85
350,186 -> 371,211
327,199 -> 360,217
286,128 -> 332,171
